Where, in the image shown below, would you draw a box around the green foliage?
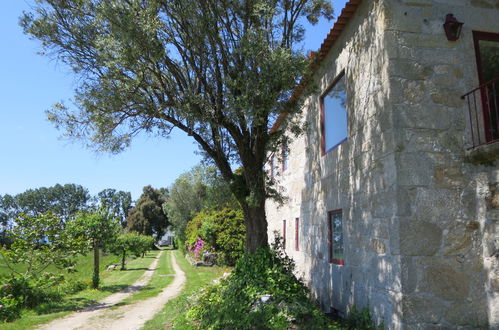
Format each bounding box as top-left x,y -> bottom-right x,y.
66,211 -> 120,288
2,184 -> 90,222
97,189 -> 132,228
346,306 -> 380,330
126,186 -> 169,240
185,208 -> 245,266
165,164 -> 237,242
21,0 -> 334,252
109,233 -> 154,270
0,213 -> 84,280
188,238 -> 332,329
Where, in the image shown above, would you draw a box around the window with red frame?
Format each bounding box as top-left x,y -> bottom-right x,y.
282,220 -> 286,249
295,218 -> 299,251
473,31 -> 499,142
321,72 -> 348,155
328,210 -> 344,265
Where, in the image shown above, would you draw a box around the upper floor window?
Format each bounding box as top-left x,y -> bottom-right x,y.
473,31 -> 499,142
328,209 -> 344,265
282,141 -> 289,172
321,72 -> 348,155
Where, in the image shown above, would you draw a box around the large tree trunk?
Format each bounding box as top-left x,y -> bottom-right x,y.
92,240 -> 100,289
238,163 -> 269,253
241,202 -> 269,253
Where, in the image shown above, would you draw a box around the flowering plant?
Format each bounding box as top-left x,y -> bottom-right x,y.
187,238 -> 215,260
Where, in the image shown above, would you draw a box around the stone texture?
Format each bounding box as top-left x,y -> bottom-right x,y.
265,0 -> 498,328
400,220 -> 442,256
422,267 -> 470,301
401,294 -> 444,323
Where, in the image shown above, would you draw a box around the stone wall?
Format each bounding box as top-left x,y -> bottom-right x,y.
386,0 -> 498,327
265,0 -> 499,328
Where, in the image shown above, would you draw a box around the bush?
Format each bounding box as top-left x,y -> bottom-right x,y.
0,294 -> 21,322
187,236 -> 332,329
185,208 -> 245,266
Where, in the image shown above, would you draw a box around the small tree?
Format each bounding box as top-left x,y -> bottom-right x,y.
110,232 -> 152,270
0,213 -> 83,280
67,211 -> 120,288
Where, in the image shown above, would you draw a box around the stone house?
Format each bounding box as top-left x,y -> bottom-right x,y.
265,0 -> 499,328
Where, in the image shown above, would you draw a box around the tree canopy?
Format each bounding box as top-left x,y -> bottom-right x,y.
165,164 -> 237,241
97,188 -> 132,227
126,185 -> 169,240
21,0 -> 333,252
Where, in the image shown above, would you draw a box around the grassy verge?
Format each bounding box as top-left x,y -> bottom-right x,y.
142,250 -> 228,330
1,251 -> 160,330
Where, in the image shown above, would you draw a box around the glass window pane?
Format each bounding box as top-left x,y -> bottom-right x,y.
332,212 -> 343,261
479,39 -> 499,82
323,75 -> 347,152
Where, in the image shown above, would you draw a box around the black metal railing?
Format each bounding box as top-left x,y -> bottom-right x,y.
461,76 -> 499,149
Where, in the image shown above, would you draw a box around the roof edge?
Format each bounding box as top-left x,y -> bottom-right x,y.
270,0 -> 363,133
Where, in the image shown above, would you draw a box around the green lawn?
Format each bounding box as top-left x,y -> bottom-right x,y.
142,250 -> 228,330
0,250 -> 160,330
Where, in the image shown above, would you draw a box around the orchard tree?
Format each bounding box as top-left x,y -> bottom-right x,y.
126,185 -> 169,240
67,211 -> 119,288
0,213 -> 83,280
21,0 -> 333,252
110,232 -> 153,270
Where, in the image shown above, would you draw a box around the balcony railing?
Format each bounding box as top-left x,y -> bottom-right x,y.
461,76 -> 499,149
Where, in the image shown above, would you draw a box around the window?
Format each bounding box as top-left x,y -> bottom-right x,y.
328,210 -> 344,265
282,220 -> 286,249
295,218 -> 299,251
270,155 -> 276,179
282,141 -> 289,172
321,72 -> 348,154
473,31 -> 499,142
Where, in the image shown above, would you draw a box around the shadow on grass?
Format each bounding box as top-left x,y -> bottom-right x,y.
120,267 -> 150,271
34,297 -> 96,315
99,284 -> 129,293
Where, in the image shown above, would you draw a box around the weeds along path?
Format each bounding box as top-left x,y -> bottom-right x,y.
38,250 -> 165,330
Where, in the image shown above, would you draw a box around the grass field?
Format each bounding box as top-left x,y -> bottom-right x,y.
0,250 -> 162,330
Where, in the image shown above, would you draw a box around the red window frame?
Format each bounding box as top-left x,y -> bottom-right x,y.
295,218 -> 299,251
473,31 -> 499,142
282,220 -> 286,249
320,71 -> 348,156
328,209 -> 344,265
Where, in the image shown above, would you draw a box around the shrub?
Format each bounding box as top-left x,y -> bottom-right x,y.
0,294 -> 21,322
185,208 -> 245,266
188,236 -> 332,329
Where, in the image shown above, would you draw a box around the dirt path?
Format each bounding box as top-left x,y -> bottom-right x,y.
38,250 -> 185,330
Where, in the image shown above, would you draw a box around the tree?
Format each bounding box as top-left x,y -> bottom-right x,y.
97,189 -> 133,228
3,184 -> 90,223
165,164 -> 236,242
126,185 -> 169,240
109,232 -> 153,270
0,213 -> 83,280
21,0 -> 333,252
67,211 -> 119,288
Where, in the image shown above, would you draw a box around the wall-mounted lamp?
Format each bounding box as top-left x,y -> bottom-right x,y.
443,14 -> 464,41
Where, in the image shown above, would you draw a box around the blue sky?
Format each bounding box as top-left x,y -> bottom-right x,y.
0,1 -> 347,201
